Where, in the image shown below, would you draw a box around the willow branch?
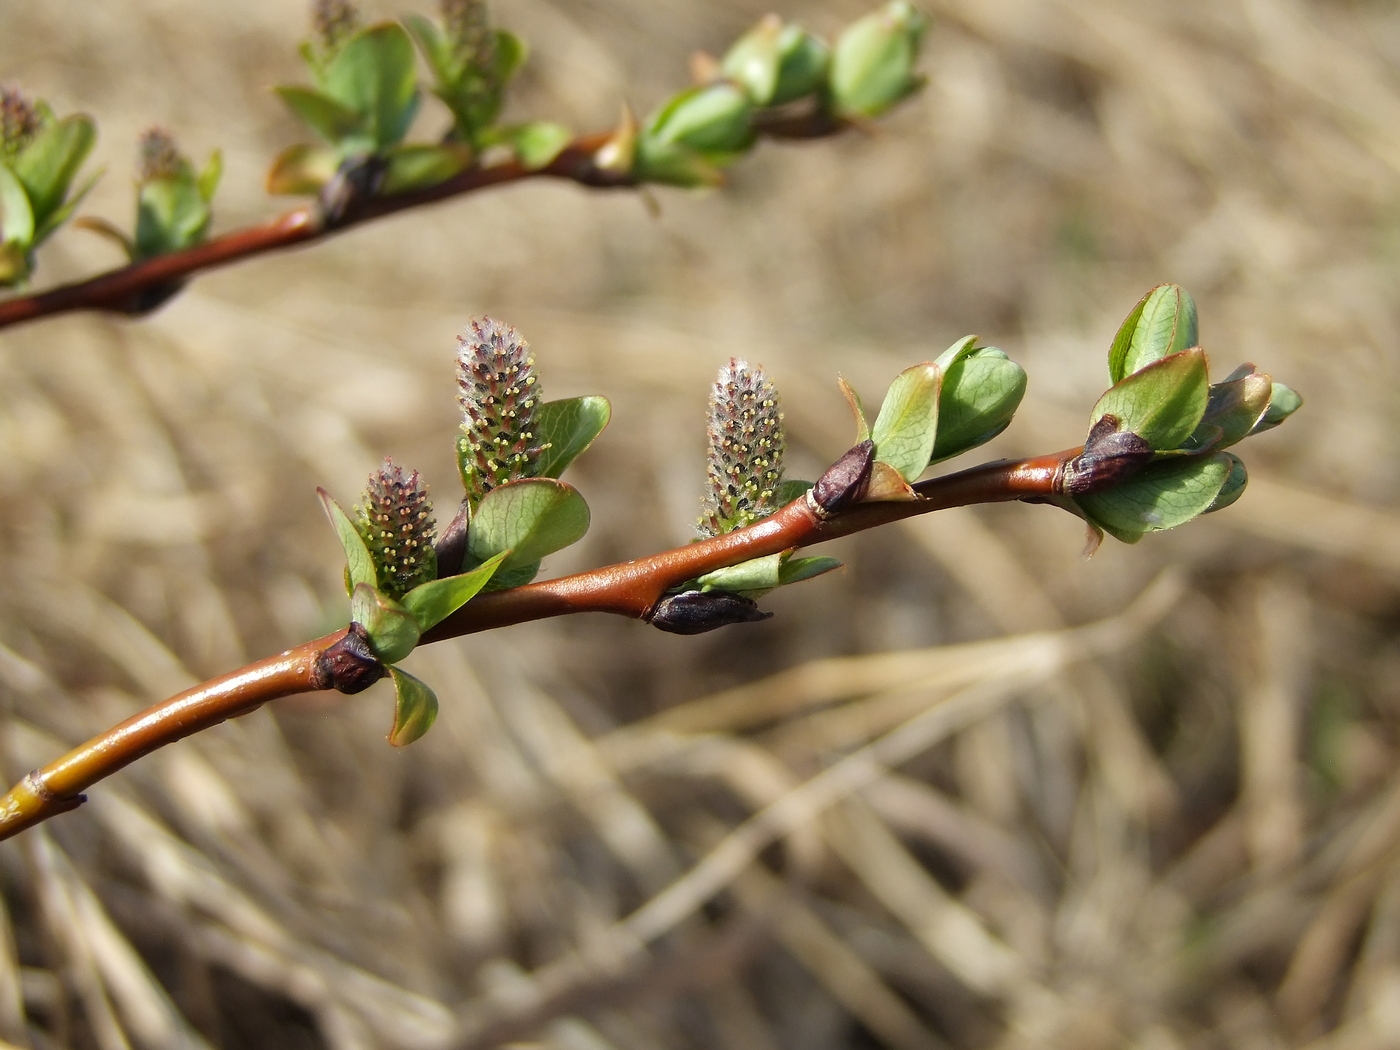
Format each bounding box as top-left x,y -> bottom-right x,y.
0,111 -> 842,332
0,447 -> 1077,841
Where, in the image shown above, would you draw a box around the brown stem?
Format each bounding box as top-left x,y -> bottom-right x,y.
0,449 -> 1077,841
0,115 -> 848,331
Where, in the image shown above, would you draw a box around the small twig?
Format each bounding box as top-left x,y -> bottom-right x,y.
0,112 -> 848,332
0,448 -> 1077,841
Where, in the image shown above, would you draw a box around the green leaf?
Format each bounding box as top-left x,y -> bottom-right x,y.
1090,347 -> 1209,451
1108,284 -> 1199,383
31,167 -> 101,244
829,0 -> 928,119
632,137 -> 725,188
1075,453 -> 1233,543
466,478 -> 590,574
1204,452 -> 1247,513
697,551 -> 842,598
197,149 -> 223,202
1190,371 -> 1271,450
11,114 -> 96,227
403,14 -> 455,83
775,479 -> 814,504
387,666 -> 439,747
318,488 -> 378,592
380,142 -> 473,194
275,85 -> 367,145
493,29 -> 528,85
1249,382 -> 1303,436
0,164 -> 34,247
870,362 -> 941,482
644,82 -> 756,156
350,583 -> 421,663
500,121 -> 572,170
930,344 -> 1026,464
533,396 -> 611,479
400,550 -> 509,631
838,376 -> 870,442
134,177 -> 211,258
770,26 -> 831,105
484,559 -> 541,592
322,23 -> 421,149
266,144 -> 340,195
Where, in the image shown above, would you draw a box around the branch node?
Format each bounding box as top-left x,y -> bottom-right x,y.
313,623 -> 386,694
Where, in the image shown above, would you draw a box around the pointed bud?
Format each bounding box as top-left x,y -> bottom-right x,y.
722,17 -> 830,107
456,318 -> 548,505
648,591 -> 773,634
355,458 -> 438,600
829,1 -> 928,119
0,85 -> 41,161
643,82 -> 756,158
699,359 -> 786,537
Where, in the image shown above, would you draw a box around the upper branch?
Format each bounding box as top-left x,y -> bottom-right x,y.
0,115 -> 846,332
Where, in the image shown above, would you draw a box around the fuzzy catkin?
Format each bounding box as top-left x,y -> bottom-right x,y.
138,128 -> 182,183
456,317 -> 546,506
356,459 -> 437,599
0,86 -> 39,160
698,358 -> 785,537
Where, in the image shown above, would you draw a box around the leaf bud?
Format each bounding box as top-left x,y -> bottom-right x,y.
643,81 -> 756,158
829,1 -> 928,119
722,17 -> 830,107
648,591 -> 773,635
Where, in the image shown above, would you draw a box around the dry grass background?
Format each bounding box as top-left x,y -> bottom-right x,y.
1,0 -> 1399,1046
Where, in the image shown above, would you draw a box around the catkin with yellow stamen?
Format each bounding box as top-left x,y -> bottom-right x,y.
356,459 -> 437,599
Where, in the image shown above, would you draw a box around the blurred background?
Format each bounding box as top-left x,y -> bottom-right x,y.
1,0 -> 1398,1046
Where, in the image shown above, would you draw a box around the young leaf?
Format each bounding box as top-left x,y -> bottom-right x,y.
1189,371 -> 1271,450
829,0 -> 928,119
632,136 -> 725,188
134,178 -> 211,259
1204,452 -> 1247,513
698,552 -> 788,593
0,164 -> 34,247
11,114 -> 96,226
533,397 -> 611,479
402,14 -> 454,83
387,666 -> 439,746
275,85 -> 367,145
929,345 -> 1026,464
1108,284 -> 1199,383
400,550 -> 509,631
869,362 -> 940,482
322,23 -> 420,150
1248,383 -> 1303,436
350,583 -> 421,663
466,478 -> 590,573
380,142 -> 473,195
197,150 -> 223,202
497,121 -> 572,170
30,167 -> 101,244
266,144 -> 340,195
838,376 -> 870,442
1089,347 -> 1209,451
1074,452 -> 1233,543
318,487 -> 378,592
644,82 -> 756,157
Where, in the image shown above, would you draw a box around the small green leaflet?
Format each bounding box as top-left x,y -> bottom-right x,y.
400,550 -> 509,631
533,396 -> 611,479
387,666 -> 439,746
350,584 -> 420,663
870,362 -> 940,482
318,488 -> 377,592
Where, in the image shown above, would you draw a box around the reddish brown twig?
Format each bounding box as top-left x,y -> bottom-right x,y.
0,448 -> 1077,842
0,110 -> 846,331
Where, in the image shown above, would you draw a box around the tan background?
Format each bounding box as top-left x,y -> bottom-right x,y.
1,0 -> 1398,1047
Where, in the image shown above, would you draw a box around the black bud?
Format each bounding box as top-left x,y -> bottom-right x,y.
434,499 -> 471,578
318,154 -> 389,226
313,622 -> 386,694
647,591 -> 773,635
813,439 -> 875,514
1063,415 -> 1155,495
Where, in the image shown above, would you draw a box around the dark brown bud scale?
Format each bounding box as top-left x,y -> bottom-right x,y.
699,359 -> 786,537
648,591 -> 773,635
456,317 -> 548,506
356,458 -> 437,599
314,622 -> 386,694
1062,415 -> 1155,495
812,439 -> 875,514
